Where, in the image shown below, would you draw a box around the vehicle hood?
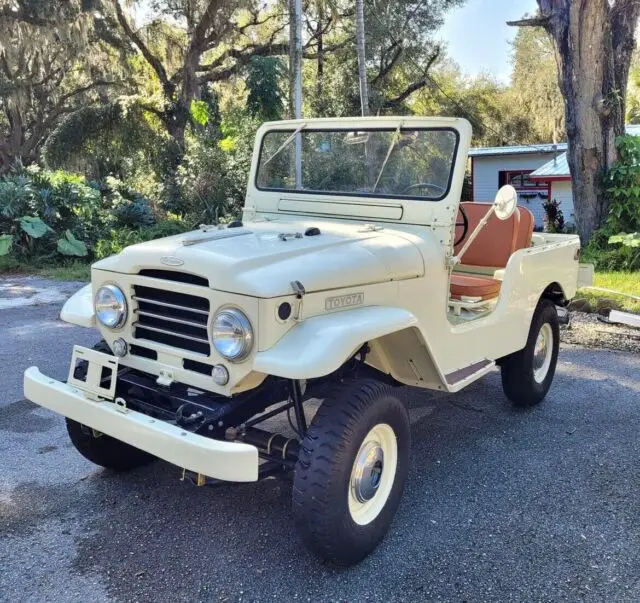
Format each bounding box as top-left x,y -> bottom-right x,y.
93,219 -> 425,298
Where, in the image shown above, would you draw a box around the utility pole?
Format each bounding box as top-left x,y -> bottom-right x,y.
355,0 -> 369,117
289,0 -> 303,188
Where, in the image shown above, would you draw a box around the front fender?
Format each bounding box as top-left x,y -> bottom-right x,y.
253,306 -> 418,379
60,284 -> 95,328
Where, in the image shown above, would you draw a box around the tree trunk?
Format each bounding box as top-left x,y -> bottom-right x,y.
556,1 -> 622,242
510,0 -> 640,243
355,0 -> 369,117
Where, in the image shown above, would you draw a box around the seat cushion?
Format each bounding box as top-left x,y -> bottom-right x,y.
450,274 -> 501,301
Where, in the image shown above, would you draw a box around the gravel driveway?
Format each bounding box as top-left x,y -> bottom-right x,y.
1,278 -> 640,602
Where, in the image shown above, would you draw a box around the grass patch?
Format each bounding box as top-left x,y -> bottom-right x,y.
37,261 -> 91,281
577,271 -> 640,314
0,256 -> 90,281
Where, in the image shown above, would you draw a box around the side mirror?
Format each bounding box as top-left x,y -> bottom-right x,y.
494,185 -> 518,221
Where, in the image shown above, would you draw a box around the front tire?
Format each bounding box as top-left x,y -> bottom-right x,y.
501,299 -> 560,407
292,380 -> 410,566
66,419 -> 156,471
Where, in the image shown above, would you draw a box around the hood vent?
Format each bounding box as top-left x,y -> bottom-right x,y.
182,229 -> 252,247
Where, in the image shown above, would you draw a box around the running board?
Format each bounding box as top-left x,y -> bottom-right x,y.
445,359 -> 495,393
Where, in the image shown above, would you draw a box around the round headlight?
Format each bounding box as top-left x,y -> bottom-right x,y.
212,308 -> 253,362
95,285 -> 127,329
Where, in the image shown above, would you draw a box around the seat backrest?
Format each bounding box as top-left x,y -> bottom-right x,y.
514,206 -> 535,251
454,203 -> 533,268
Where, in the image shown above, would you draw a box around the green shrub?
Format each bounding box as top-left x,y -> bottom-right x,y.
94,220 -> 190,259
170,109 -> 259,224
605,135 -> 640,235
0,168 -> 157,263
542,198 -> 565,233
606,232 -> 640,270
0,169 -> 98,260
582,235 -> 640,271
96,176 -> 156,229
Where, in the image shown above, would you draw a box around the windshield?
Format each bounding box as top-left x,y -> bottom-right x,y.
256,127 -> 458,201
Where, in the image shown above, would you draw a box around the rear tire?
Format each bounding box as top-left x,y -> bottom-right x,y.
501,299 -> 560,407
67,340 -> 155,471
292,380 -> 410,566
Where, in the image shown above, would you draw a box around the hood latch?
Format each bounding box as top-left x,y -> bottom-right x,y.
290,280 -> 306,321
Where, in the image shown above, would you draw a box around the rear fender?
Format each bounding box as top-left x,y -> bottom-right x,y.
60,284 -> 95,328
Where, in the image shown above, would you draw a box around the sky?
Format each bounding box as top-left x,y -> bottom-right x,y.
440,0 -> 539,83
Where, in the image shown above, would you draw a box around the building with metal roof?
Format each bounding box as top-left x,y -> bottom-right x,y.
530,153 -> 571,180
469,125 -> 640,229
469,142 -> 568,158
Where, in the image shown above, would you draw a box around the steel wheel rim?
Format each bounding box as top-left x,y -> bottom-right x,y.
348,423 -> 397,526
533,323 -> 553,383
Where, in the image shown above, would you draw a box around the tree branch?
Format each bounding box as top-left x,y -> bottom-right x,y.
372,42 -> 403,86
384,79 -> 431,107
507,15 -> 551,28
382,48 -> 441,108
55,80 -> 116,108
196,37 -> 352,84
190,0 -> 224,51
113,0 -> 174,97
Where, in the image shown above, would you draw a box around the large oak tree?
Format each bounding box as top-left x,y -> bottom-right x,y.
509,0 -> 640,243
0,1 -> 122,169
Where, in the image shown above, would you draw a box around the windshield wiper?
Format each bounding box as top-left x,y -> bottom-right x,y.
263,123 -> 307,167
372,122 -> 402,193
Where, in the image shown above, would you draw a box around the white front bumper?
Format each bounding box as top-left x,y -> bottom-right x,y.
23,367 -> 259,482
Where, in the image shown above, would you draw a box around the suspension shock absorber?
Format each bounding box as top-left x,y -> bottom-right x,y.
240,428 -> 300,462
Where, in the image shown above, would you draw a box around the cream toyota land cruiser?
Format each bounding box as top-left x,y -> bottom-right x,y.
24,117 -> 581,566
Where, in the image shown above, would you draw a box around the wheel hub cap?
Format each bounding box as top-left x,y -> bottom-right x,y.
348,423 -> 398,526
533,323 -> 553,383
351,441 -> 384,503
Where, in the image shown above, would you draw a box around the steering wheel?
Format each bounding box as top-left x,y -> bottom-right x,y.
401,182 -> 446,197
454,204 -> 469,247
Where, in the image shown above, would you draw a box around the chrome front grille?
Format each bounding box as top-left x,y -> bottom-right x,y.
132,285 -> 210,355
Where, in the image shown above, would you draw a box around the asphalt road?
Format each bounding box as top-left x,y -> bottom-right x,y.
2,277 -> 640,602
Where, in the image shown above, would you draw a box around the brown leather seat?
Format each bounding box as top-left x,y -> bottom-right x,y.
450,204 -> 535,301
450,274 -> 502,300
514,205 -> 535,252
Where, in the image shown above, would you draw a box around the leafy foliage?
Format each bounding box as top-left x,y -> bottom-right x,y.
190,100 -> 210,127
0,0 -> 127,169
94,220 -> 190,259
510,27 -> 565,143
0,167 -> 155,262
43,100 -> 169,183
246,57 -> 285,121
609,232 -> 640,247
605,134 -> 640,235
0,233 -> 11,255
606,232 -> 640,271
542,199 -> 565,233
57,230 -> 88,257
20,216 -> 53,239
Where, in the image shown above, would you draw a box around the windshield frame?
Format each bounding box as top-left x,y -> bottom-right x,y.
254,126 -> 460,203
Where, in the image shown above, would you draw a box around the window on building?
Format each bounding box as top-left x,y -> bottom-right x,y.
498,170 -> 548,190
